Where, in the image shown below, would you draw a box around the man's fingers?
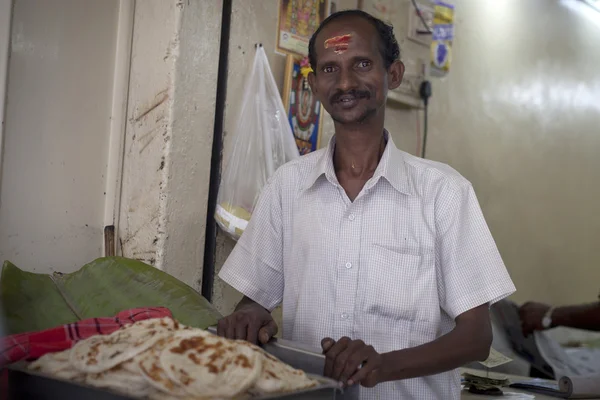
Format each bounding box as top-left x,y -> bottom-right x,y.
246,319 -> 261,344
216,319 -> 226,338
518,303 -> 528,318
346,347 -> 377,385
320,337 -> 382,387
218,304 -> 276,344
348,364 -> 371,386
225,318 -> 236,339
349,366 -> 380,388
338,342 -> 368,382
323,337 -> 351,379
321,337 -> 335,352
234,317 -> 248,340
332,348 -> 353,381
257,320 -> 278,344
259,320 -> 278,344
521,318 -> 535,336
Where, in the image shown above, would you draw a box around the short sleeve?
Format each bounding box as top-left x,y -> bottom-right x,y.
218,177 -> 285,312
435,182 -> 516,320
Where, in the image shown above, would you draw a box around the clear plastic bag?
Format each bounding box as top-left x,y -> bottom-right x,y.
215,46 -> 300,240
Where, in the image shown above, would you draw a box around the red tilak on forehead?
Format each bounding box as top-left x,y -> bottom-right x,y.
324,34 -> 352,55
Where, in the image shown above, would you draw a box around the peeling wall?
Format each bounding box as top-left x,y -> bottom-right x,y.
118,0 -> 221,290
211,0 -> 426,315
163,0 -> 223,289
118,0 -> 180,269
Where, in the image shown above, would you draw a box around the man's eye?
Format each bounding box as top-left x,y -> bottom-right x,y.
357,60 -> 371,68
322,66 -> 335,73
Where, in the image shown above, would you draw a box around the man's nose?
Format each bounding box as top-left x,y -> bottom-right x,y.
335,68 -> 359,93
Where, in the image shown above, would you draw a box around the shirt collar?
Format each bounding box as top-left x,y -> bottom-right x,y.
302,130 -> 413,195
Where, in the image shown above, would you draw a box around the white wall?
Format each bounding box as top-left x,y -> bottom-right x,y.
0,0 -> 121,272
427,0 -> 600,305
0,0 -> 222,290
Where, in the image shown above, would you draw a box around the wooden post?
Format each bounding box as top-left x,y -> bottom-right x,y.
104,225 -> 115,257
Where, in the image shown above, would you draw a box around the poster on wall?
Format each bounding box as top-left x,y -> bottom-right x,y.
276,0 -> 330,58
430,1 -> 455,77
282,55 -> 324,155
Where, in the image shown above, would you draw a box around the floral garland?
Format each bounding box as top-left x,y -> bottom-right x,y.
300,57 -> 313,78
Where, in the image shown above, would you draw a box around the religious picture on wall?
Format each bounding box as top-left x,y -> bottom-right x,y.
407,1 -> 435,46
276,0 -> 330,57
282,55 -> 323,155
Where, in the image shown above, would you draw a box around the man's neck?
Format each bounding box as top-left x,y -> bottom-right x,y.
333,120 -> 386,178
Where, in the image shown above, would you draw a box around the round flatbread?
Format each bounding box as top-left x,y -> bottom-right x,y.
29,349 -> 71,371
70,317 -> 176,373
137,336 -> 188,397
29,349 -> 84,381
85,360 -> 151,398
241,343 -> 319,395
159,330 -> 262,398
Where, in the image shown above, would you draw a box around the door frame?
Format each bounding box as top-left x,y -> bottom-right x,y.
103,0 -> 135,256
0,0 -> 13,197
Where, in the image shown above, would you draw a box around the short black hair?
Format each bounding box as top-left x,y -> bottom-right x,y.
308,9 -> 400,72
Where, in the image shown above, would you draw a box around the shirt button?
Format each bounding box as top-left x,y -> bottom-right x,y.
348,214 -> 355,221
341,313 -> 349,320
345,262 -> 352,269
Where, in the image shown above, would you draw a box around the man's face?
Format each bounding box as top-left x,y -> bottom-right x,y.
309,16 -> 404,125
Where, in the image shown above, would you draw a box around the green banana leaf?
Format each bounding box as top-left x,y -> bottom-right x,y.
0,257 -> 222,335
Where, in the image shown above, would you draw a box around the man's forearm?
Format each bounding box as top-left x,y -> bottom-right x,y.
552,302 -> 600,331
379,318 -> 491,382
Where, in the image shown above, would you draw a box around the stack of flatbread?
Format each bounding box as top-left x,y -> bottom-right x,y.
28,317 -> 319,399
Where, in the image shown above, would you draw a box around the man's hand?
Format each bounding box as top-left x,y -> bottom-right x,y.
519,301 -> 552,336
217,299 -> 278,345
321,337 -> 383,388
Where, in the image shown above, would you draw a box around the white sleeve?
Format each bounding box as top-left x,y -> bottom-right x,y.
218,177 -> 284,312
435,182 -> 516,320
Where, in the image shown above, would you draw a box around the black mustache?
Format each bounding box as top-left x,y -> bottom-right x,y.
331,90 -> 370,103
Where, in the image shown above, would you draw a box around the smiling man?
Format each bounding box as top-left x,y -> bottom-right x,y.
217,10 -> 516,399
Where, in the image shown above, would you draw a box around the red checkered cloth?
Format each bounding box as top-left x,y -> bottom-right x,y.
0,307 -> 172,366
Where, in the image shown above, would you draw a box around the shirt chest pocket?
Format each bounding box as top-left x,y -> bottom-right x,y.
361,245 -> 423,322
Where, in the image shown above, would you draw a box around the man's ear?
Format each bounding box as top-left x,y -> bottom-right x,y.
388,60 -> 405,90
308,71 -> 318,95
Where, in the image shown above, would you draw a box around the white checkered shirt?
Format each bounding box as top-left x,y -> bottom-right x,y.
219,132 -> 516,400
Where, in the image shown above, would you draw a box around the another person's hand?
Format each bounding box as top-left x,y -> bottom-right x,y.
321,337 -> 384,388
217,302 -> 278,345
519,301 -> 552,336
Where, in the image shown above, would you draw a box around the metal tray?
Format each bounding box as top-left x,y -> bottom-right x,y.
5,367 -> 343,400
5,328 -> 359,400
